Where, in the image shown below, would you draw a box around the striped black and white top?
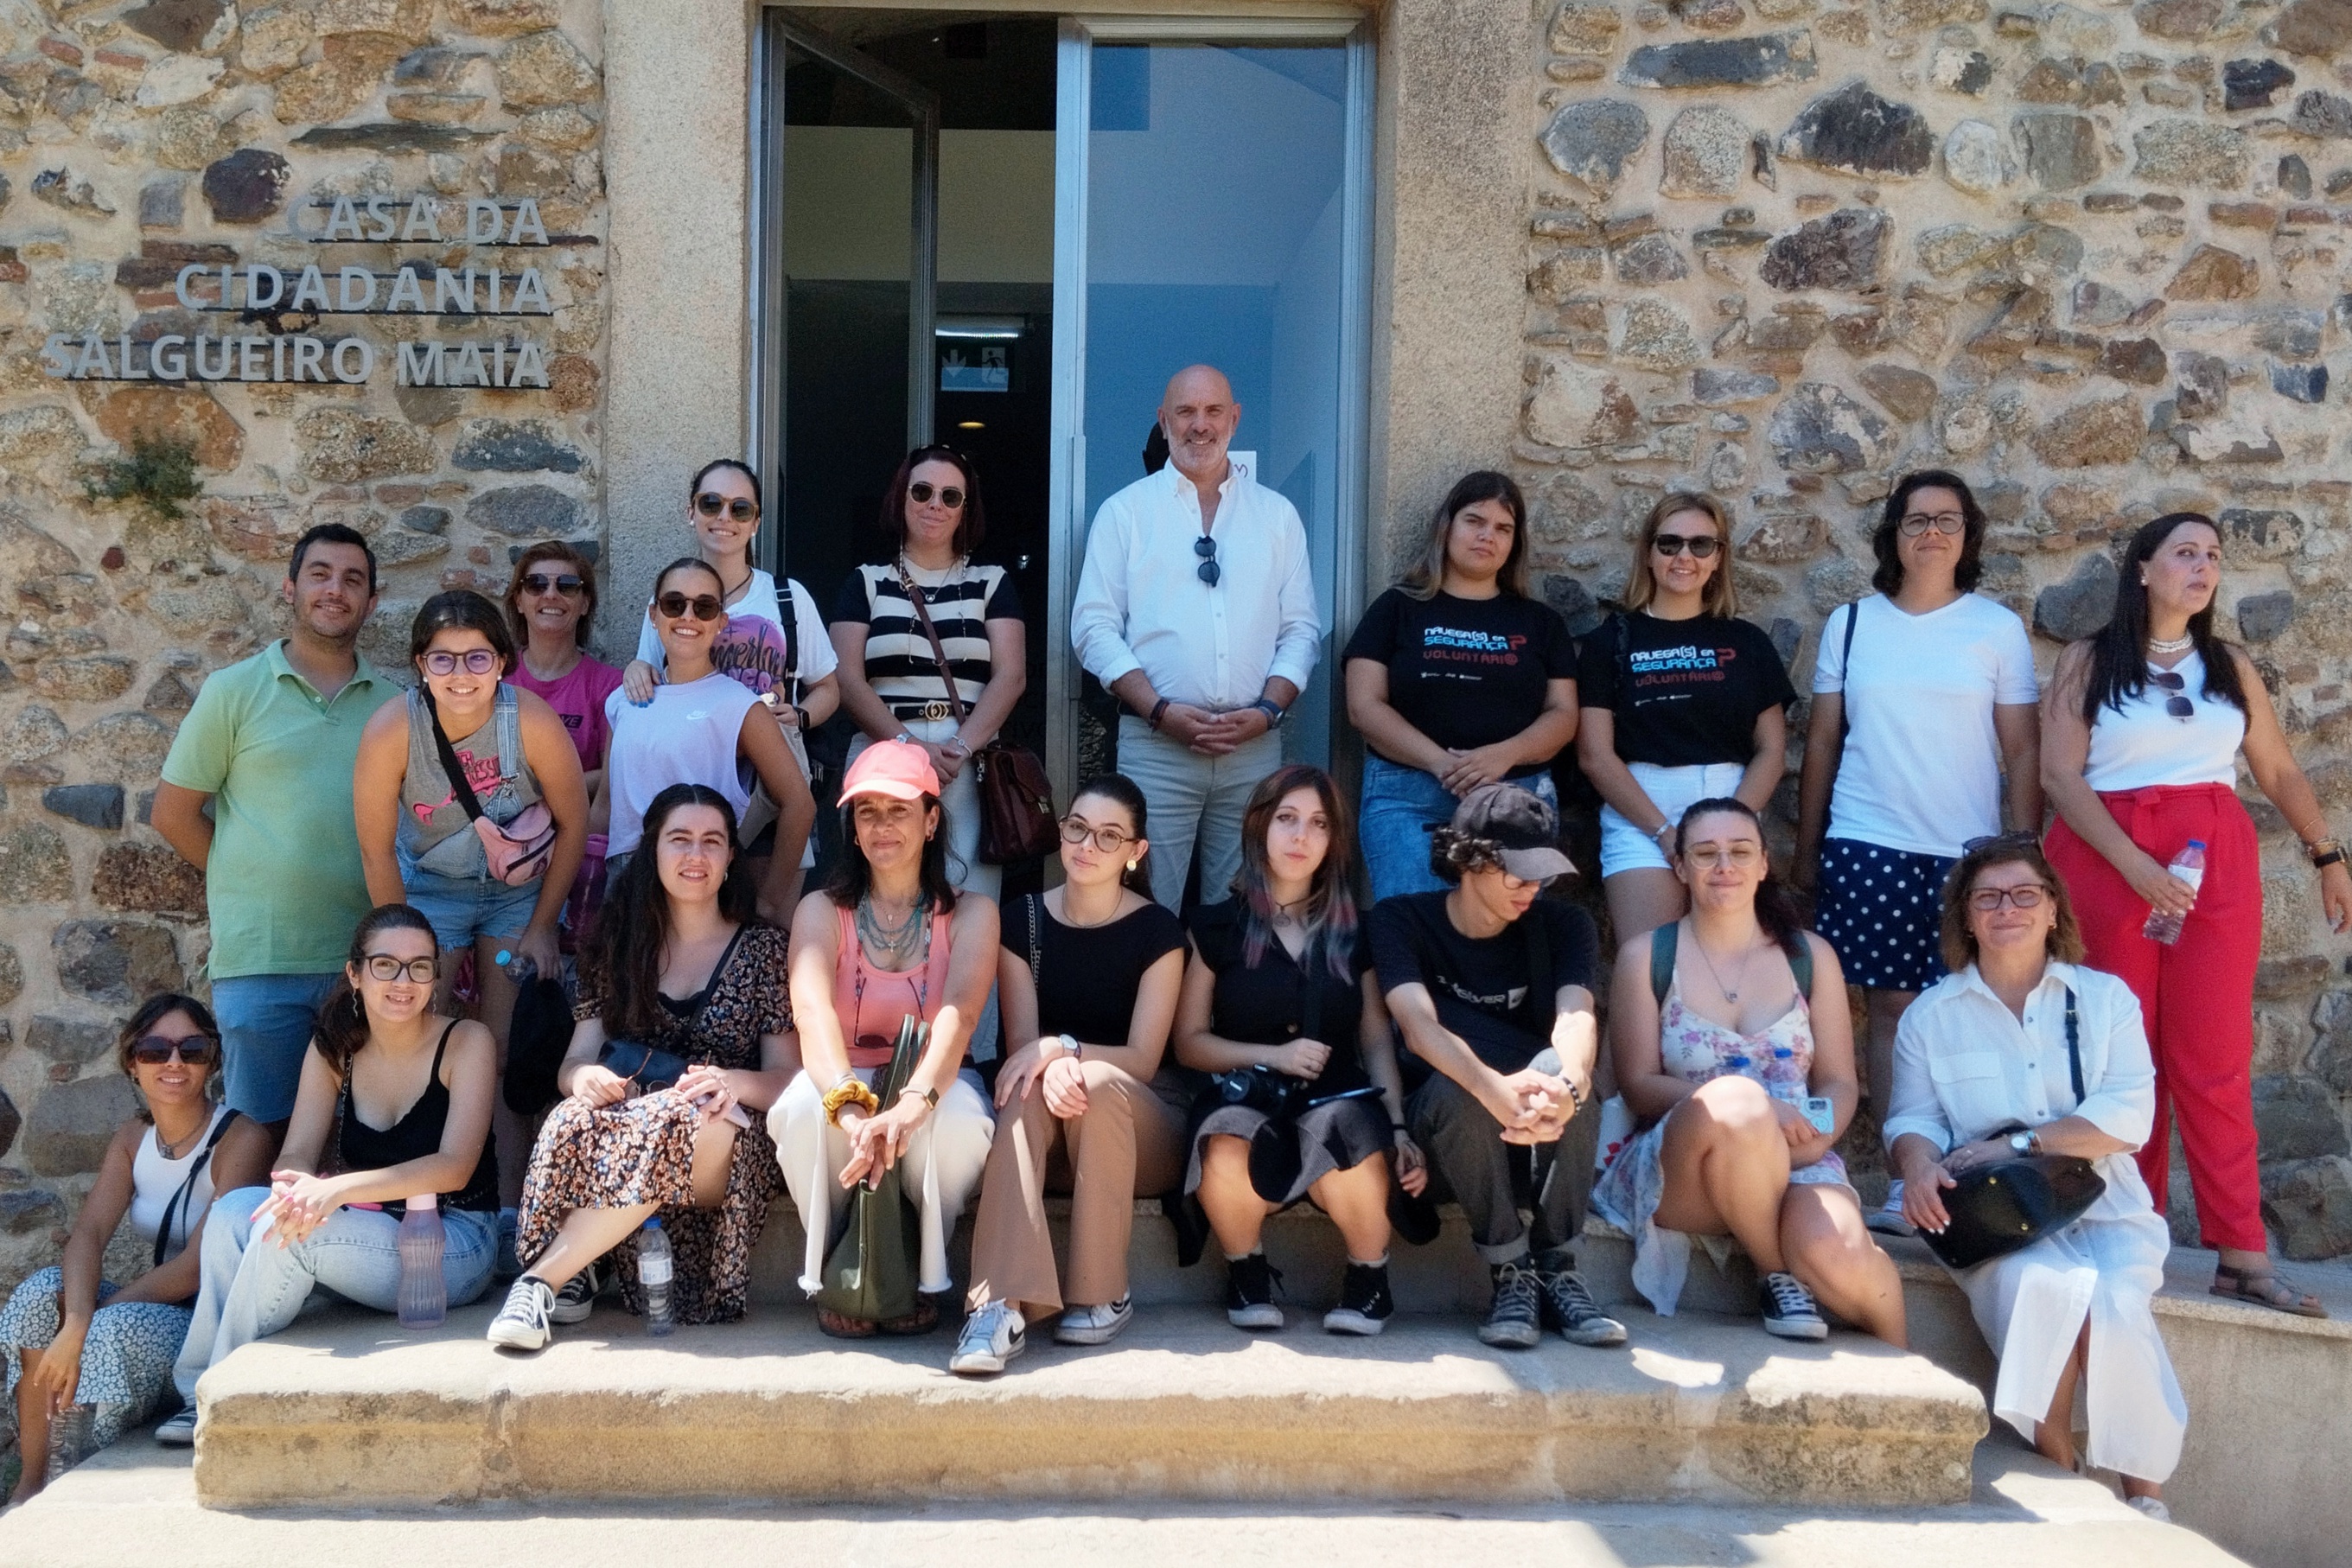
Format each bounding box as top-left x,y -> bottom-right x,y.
832,558 -> 1023,711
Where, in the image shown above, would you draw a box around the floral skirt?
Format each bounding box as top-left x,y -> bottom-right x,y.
0,1268 -> 190,1454
517,1088 -> 781,1324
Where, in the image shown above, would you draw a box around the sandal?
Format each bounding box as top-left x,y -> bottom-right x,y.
816,1307 -> 880,1339
2209,1262 -> 2329,1318
877,1298 -> 941,1336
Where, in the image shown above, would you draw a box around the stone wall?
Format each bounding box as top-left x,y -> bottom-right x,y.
1517,0 -> 2352,1253
0,0 -> 607,1290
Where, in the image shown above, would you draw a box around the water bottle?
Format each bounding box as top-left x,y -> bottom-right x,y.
494,947 -> 537,984
1762,1044 -> 1807,1105
2141,839 -> 2208,946
46,1401 -> 90,1476
640,1217 -> 674,1337
396,1193 -> 447,1329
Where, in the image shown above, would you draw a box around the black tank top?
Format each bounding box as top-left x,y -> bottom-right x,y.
336,1019 -> 500,1215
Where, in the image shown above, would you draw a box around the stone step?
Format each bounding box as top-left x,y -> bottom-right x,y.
189,1302 -> 1987,1511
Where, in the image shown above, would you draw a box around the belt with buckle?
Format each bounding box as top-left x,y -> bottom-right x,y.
891,700 -> 956,722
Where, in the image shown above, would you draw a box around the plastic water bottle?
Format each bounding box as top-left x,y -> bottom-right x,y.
2141,839 -> 2208,946
494,948 -> 536,984
396,1193 -> 447,1329
1762,1044 -> 1807,1105
640,1217 -> 674,1337
46,1401 -> 90,1476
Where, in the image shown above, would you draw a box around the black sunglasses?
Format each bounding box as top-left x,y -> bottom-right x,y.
130,1033 -> 219,1067
656,591 -> 727,622
908,481 -> 966,510
521,572 -> 584,596
695,492 -> 758,523
2148,669 -> 2195,720
1653,533 -> 1720,558
1195,533 -> 1221,586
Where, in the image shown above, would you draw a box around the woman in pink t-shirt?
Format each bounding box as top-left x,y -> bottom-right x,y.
505,542 -> 623,790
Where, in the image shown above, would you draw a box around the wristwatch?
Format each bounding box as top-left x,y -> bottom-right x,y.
1250,698 -> 1285,729
2008,1129 -> 2037,1156
1056,1033 -> 1082,1061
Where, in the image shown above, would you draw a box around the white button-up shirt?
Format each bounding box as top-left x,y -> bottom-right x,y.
1069,462 -> 1323,711
1885,960 -> 2158,1224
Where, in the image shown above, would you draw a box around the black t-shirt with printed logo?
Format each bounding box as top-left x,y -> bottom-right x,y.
1366,892 -> 1598,1073
1341,589 -> 1578,778
1575,610 -> 1795,768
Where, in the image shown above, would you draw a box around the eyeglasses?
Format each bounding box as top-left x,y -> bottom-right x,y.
1194,533 -> 1221,586
1899,511 -> 1968,537
1682,843 -> 1762,869
2148,668 -> 2195,721
655,591 -> 726,622
1059,816 -> 1136,853
1652,533 -> 1720,558
130,1033 -> 219,1067
695,491 -> 758,522
420,649 -> 500,677
362,954 -> 440,984
908,481 -> 966,510
1967,885 -> 2050,912
521,573 -> 584,597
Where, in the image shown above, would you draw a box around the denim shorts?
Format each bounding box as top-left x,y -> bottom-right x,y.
402,867 -> 542,951
1360,754 -> 1559,904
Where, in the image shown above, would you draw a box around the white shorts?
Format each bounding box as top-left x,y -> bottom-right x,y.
1597,761 -> 1750,876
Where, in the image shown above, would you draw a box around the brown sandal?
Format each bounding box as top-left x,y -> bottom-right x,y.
877,1298 -> 941,1336
816,1307 -> 880,1339
2210,1262 -> 2329,1318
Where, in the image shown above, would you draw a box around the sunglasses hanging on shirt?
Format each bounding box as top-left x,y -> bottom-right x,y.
1195,533 -> 1221,586
2147,668 -> 2195,721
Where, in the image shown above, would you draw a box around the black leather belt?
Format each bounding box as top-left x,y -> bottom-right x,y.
890,700 -> 956,722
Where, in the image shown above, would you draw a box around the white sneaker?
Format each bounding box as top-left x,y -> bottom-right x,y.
549,1263 -> 599,1326
487,1278 -> 554,1352
949,1301 -> 1026,1376
154,1406 -> 197,1447
1864,1179 -> 1915,1237
2126,1495 -> 2172,1523
1054,1295 -> 1133,1346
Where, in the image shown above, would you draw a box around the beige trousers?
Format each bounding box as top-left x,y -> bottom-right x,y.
966,1060 -> 1184,1315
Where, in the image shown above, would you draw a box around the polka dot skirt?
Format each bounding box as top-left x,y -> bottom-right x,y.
1814,837 -> 1960,993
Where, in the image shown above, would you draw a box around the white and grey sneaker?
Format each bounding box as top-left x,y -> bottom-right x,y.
549,1263 -> 600,1326
154,1405 -> 197,1447
1864,1179 -> 1915,1237
949,1301 -> 1026,1377
1760,1271 -> 1829,1341
487,1277 -> 555,1352
2126,1495 -> 2173,1523
1054,1295 -> 1134,1346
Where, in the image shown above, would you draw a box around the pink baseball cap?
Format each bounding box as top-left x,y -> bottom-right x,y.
840,739 -> 940,802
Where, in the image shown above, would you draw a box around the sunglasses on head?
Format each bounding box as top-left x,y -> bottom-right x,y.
521,572 -> 584,597
694,492 -> 759,523
1962,830 -> 2042,852
1194,533 -> 1221,586
130,1033 -> 219,1067
908,481 -> 966,510
656,591 -> 726,622
2148,668 -> 2195,720
421,648 -> 500,677
1653,533 -> 1720,558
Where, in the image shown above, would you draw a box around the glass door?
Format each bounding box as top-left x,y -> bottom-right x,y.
1046,19 -> 1373,790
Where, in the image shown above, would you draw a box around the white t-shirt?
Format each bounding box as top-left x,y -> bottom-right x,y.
2084,649 -> 2245,790
602,672 -> 762,857
1813,592 -> 2039,857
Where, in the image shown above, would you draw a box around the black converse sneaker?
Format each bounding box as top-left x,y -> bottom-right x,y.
1224,1252 -> 1284,1329
1537,1265 -> 1629,1348
1322,1261 -> 1393,1336
549,1262 -> 599,1326
1478,1261 -> 1545,1348
486,1277 -> 555,1352
1760,1271 -> 1829,1340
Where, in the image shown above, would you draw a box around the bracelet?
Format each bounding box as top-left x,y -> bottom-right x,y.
1652,823 -> 1675,845
1148,698 -> 1170,731
821,1078 -> 881,1127
893,730 -> 917,746
792,704 -> 810,732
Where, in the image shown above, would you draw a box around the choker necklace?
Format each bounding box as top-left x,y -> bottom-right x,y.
2147,634 -> 2193,655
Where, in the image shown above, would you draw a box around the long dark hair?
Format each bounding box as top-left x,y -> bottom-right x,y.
824,788 -> 962,914
1399,470 -> 1528,601
1230,763 -> 1357,981
117,991 -> 221,1122
587,785 -> 758,1042
690,458 -> 762,567
876,444 -> 987,558
316,904 -> 440,1077
2079,512 -> 2247,722
1871,469 -> 1986,596
1071,773 -> 1155,897
1673,798 -> 1807,959
409,589 -> 517,675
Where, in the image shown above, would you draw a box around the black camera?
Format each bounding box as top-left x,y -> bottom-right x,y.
1214,1065 -> 1303,1120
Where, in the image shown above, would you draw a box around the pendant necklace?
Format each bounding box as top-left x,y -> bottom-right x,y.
1689,926 -> 1756,1004
856,892 -> 928,969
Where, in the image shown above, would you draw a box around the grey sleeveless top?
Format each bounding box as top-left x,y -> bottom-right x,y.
397,685 -> 543,879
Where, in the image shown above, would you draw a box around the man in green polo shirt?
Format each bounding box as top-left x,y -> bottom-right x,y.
155,524 -> 391,1138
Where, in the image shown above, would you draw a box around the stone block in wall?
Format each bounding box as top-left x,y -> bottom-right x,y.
0,1189 -> 64,1237
2240,590 -> 2298,642
201,149 -> 291,224
1539,99 -> 1650,198
92,844 -> 206,919
1660,105 -> 1750,197
26,1016 -> 114,1067
22,1076 -> 142,1176
94,386 -> 243,471
1778,81 -> 1933,177
452,418 -> 585,474
1856,363 -> 1937,420
0,1090 -> 17,1161
2275,0 -> 2352,58
450,0 -> 565,35
1767,381 -> 1893,474
0,943 -> 20,1010
2260,1156 -> 2352,1259
467,483 -> 581,537
296,407 -> 437,483
0,825 -> 72,904
1525,358 -> 1640,449
73,715 -> 175,777
2166,245 -> 2259,302
54,920 -> 184,1005
2030,550 -> 2118,641
497,29 -> 600,110
2132,120 -> 2251,188
122,0 -> 239,53
2253,1075 -> 2349,1163
1760,207 -> 1889,290
2027,395 -> 2144,468
1619,32 -> 1819,89
42,783 -> 124,830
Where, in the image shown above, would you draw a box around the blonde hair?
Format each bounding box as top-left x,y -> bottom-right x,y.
1622,491 -> 1737,617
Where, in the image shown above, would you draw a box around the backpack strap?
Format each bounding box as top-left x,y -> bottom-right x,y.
1648,921 -> 1678,1006
781,580 -> 802,710
1788,933 -> 1814,1000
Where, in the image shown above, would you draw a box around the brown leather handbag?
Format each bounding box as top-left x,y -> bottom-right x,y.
896,564 -> 1058,864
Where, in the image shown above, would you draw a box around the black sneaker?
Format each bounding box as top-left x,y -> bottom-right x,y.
1224,1252 -> 1284,1330
549,1262 -> 599,1326
1323,1261 -> 1393,1336
1537,1265 -> 1628,1348
1760,1270 -> 1829,1341
1478,1262 -> 1544,1348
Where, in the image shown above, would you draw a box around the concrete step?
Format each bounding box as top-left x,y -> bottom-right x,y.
189,1301 -> 1986,1511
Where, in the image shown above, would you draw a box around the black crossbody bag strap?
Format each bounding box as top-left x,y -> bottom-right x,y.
1837,600 -> 1861,747
424,689 -> 486,822
153,1111 -> 239,1268
2064,986 -> 2085,1106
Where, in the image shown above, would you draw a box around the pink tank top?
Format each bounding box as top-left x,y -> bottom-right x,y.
834,903 -> 953,1068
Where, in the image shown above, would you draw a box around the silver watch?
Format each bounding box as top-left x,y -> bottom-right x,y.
2008,1129 -> 2035,1156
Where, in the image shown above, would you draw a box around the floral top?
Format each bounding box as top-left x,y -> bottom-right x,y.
573,921 -> 795,1065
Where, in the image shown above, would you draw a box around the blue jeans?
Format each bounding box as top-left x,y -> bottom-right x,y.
211,972 -> 341,1125
1359,755 -> 1559,904
171,1187 -> 497,1405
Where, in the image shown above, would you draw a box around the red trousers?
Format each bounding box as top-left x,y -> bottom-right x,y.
2045,782 -> 2266,1252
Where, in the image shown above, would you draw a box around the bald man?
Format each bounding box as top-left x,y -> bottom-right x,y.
1070,365 -> 1323,909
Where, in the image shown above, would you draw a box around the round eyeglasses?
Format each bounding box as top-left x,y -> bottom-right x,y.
421,649 -> 500,677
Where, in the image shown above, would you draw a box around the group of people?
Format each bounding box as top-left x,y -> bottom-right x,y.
3,365 -> 2341,1528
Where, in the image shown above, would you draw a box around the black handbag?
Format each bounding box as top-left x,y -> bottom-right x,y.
1917,988 -> 2109,1272
811,1015 -> 927,1323
598,1038 -> 690,1093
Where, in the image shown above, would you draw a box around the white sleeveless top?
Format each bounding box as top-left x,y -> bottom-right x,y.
128,1104 -> 233,1263
2083,650 -> 2245,791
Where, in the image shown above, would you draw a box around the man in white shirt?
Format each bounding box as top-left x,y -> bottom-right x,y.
1071,364 -> 1323,909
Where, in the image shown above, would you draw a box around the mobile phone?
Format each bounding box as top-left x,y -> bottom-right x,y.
1801,1095 -> 1836,1135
